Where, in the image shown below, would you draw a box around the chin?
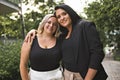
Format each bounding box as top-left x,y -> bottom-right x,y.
61,24 -> 67,27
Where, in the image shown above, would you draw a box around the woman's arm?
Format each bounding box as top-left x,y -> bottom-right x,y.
85,21 -> 105,67
20,37 -> 33,80
84,21 -> 104,79
24,29 -> 37,42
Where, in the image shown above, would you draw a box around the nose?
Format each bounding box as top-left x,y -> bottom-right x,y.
59,16 -> 65,23
60,16 -> 64,20
50,23 -> 54,27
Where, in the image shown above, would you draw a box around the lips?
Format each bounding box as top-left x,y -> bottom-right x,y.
48,26 -> 56,33
61,19 -> 67,24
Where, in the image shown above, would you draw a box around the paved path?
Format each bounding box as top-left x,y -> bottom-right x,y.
102,55 -> 120,80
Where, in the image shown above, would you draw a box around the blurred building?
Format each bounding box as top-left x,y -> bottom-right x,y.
0,0 -> 21,15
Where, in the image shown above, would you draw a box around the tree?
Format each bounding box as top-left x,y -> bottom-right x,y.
0,0 -> 63,39
0,15 -> 22,38
21,0 -> 63,36
84,0 -> 120,53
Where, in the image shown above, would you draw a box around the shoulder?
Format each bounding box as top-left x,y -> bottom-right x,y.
77,20 -> 94,26
57,36 -> 63,44
77,20 -> 96,29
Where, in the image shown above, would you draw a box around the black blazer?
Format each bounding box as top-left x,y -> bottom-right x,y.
71,20 -> 108,80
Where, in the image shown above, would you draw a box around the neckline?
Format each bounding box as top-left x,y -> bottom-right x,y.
36,36 -> 57,50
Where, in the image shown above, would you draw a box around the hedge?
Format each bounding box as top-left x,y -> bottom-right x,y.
0,39 -> 23,80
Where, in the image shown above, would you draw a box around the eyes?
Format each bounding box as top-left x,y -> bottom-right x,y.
47,21 -> 57,27
56,12 -> 67,19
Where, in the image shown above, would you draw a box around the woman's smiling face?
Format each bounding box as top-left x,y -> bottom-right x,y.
55,9 -> 72,28
43,17 -> 58,34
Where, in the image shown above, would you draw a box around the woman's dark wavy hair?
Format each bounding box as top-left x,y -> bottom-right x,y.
54,3 -> 82,37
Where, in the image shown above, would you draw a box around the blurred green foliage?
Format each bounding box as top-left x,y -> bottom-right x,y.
84,0 -> 120,56
0,39 -> 22,80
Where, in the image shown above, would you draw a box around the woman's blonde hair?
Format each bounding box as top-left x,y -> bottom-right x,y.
37,14 -> 61,38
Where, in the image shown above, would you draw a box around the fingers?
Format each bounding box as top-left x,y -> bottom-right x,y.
24,34 -> 29,42
24,29 -> 37,42
27,35 -> 30,43
30,37 -> 34,45
31,29 -> 37,39
27,34 -> 34,46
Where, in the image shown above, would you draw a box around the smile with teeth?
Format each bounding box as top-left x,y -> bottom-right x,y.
61,20 -> 66,24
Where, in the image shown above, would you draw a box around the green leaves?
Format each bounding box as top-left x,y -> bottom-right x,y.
0,0 -> 63,39
85,0 -> 120,49
0,40 -> 22,80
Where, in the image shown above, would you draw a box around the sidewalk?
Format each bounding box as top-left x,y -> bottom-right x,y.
102,54 -> 120,80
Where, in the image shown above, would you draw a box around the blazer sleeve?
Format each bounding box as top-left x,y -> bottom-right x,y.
84,21 -> 105,70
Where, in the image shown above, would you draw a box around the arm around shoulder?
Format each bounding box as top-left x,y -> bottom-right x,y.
24,29 -> 37,42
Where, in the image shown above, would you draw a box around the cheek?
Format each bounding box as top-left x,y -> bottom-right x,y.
57,19 -> 61,23
43,25 -> 46,28
52,26 -> 57,33
68,17 -> 72,24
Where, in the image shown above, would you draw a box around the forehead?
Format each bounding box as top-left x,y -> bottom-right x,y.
48,17 -> 57,22
55,9 -> 66,15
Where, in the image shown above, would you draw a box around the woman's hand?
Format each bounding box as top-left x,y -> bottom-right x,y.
24,29 -> 37,42
84,68 -> 97,80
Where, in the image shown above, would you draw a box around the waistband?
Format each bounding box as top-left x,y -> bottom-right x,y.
31,64 -> 59,71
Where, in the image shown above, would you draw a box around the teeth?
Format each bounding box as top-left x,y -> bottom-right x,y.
61,20 -> 66,23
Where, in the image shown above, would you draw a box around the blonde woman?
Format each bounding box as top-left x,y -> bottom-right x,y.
20,14 -> 63,80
